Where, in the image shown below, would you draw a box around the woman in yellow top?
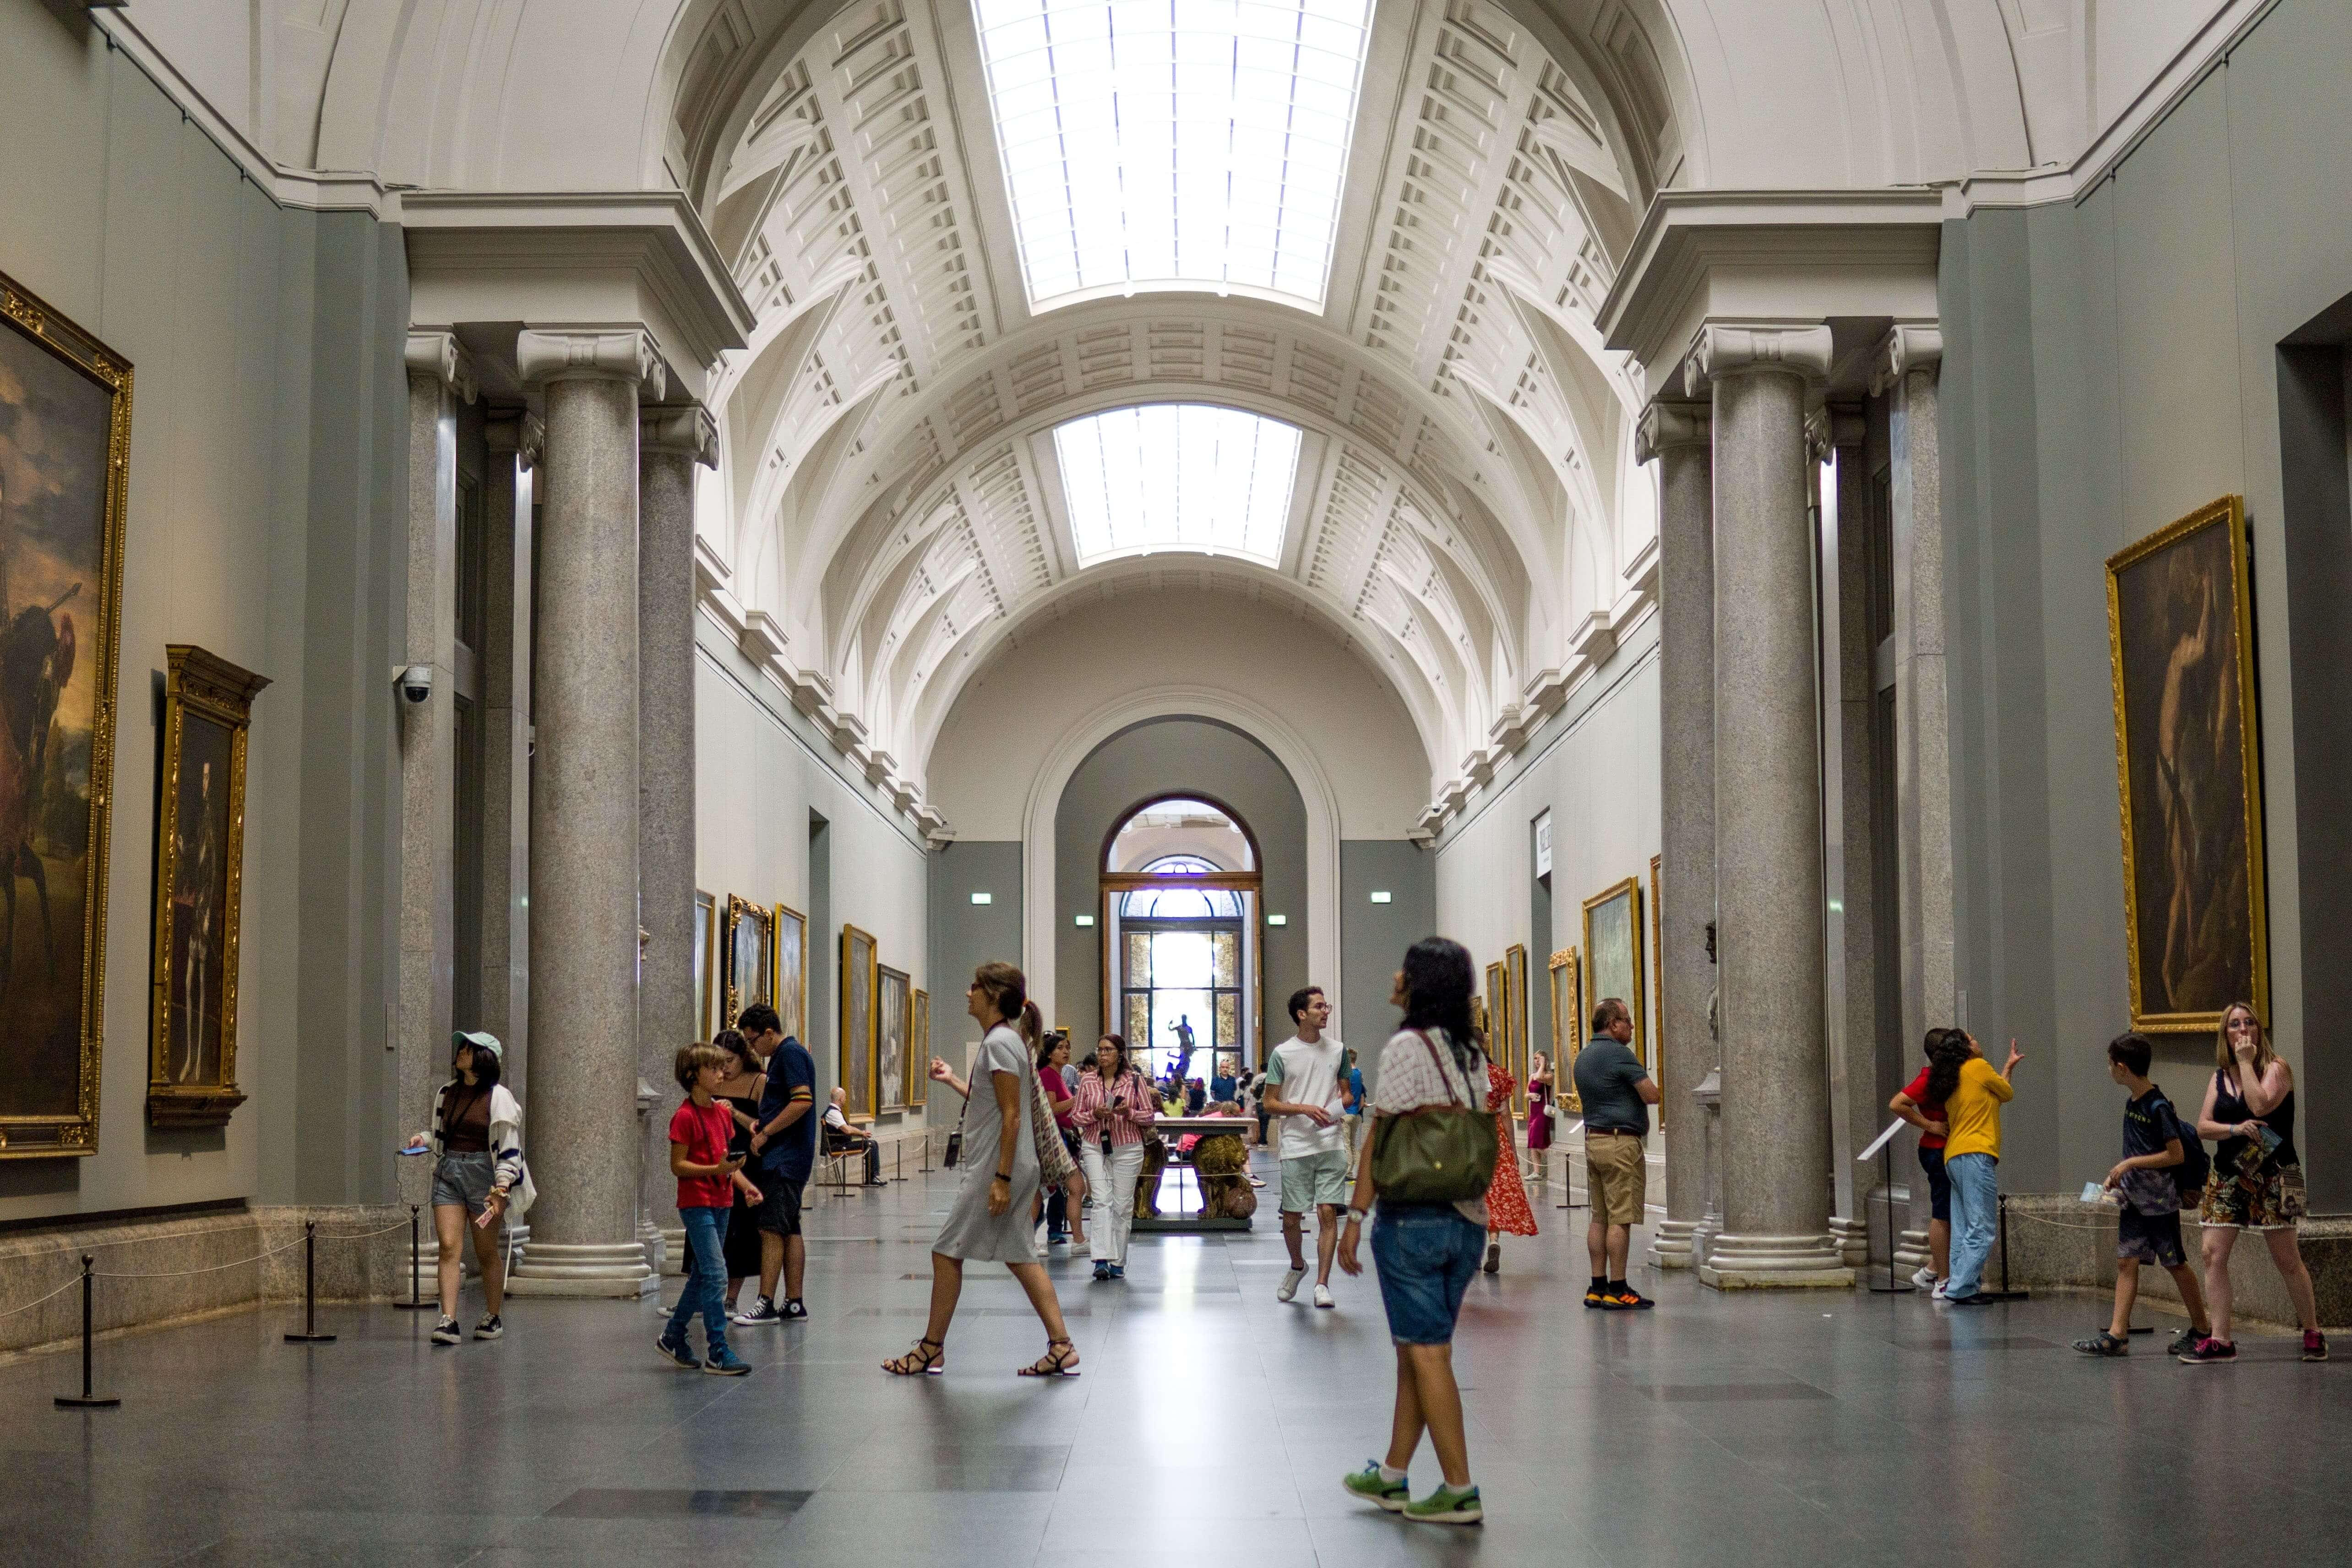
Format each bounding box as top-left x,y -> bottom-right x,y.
1928,1027 -> 2022,1306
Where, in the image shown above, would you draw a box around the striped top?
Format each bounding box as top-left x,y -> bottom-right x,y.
1072,1068 -> 1159,1148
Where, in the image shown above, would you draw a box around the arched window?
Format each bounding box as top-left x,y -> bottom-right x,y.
1104,805 -> 1255,1085
1121,856 -> 1243,919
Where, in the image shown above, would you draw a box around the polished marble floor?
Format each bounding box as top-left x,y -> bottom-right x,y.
5,1155 -> 2348,1567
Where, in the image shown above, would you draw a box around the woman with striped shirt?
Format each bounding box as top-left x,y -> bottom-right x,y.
1072,1034 -> 1155,1282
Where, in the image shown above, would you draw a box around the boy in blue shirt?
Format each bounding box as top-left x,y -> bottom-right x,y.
2073,1032 -> 2211,1358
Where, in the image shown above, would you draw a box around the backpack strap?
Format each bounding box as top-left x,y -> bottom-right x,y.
1414,1029 -> 1467,1107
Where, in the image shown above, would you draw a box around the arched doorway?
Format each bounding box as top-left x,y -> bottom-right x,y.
1100,796 -> 1263,1090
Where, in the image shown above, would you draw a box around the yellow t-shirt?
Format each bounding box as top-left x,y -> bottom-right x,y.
1943,1056 -> 2014,1160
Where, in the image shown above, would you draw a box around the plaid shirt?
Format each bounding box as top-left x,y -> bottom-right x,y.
1072,1069 -> 1158,1147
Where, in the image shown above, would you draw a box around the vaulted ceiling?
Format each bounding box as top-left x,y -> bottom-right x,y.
678,0 -> 1669,835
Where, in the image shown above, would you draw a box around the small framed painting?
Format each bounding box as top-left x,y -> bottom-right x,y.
1582,877 -> 1646,1069
1548,947 -> 1582,1112
1504,943 -> 1530,1117
841,924 -> 877,1121
724,895 -> 773,1030
774,902 -> 808,1045
877,964 -> 910,1113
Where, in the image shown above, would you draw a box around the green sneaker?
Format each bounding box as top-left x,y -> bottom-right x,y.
1403,1484 -> 1483,1525
1342,1461 -> 1409,1512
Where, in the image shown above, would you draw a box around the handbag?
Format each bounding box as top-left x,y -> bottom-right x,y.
1370,1031 -> 1498,1205
1028,1066 -> 1078,1187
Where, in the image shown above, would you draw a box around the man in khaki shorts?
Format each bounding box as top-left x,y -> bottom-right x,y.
1572,997 -> 1661,1309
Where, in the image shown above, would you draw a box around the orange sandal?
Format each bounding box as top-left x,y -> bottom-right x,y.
1017,1338 -> 1081,1377
882,1337 -> 945,1376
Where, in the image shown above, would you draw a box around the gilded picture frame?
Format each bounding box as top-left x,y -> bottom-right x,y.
1504,942 -> 1530,1117
1548,947 -> 1581,1112
1582,876 -> 1647,1068
723,895 -> 773,1031
841,924 -> 877,1122
694,890 -> 716,1039
2104,495 -> 2268,1033
0,267 -> 131,1158
1482,962 -> 1504,1072
1649,854 -> 1665,1129
147,647 -> 269,1127
774,902 -> 808,1046
909,988 -> 930,1107
877,963 -> 910,1114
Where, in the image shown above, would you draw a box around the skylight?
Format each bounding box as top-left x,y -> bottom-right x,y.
1053,405 -> 1301,566
973,0 -> 1374,311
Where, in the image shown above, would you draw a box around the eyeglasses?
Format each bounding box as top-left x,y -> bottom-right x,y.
2228,1018 -> 2259,1031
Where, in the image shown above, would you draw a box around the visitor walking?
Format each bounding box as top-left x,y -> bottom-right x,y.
1524,1052 -> 1553,1181
657,1044 -> 757,1375
1337,937 -> 1492,1526
737,1004 -> 816,1326
1073,1034 -> 1155,1281
1572,998 -> 1659,1309
1039,1032 -> 1085,1249
885,964 -> 1083,1377
1479,1058 -> 1537,1273
1263,985 -> 1350,1308
2072,1031 -> 2211,1359
404,1031 -> 527,1346
1937,1028 -> 2021,1307
1342,1054 -> 1367,1180
708,1029 -> 768,1314
2183,1002 -> 2326,1363
1890,1038 -> 1953,1297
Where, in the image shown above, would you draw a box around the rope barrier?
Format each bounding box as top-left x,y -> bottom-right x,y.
0,1275 -> 84,1320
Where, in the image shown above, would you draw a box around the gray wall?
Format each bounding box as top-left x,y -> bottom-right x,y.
1340,839 -> 1436,1085
1051,717 -> 1309,1058
0,0 -> 408,1218
1940,0 -> 2352,1201
929,839 -> 1021,1063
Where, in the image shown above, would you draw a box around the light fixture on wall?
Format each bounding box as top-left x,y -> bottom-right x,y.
1266,914 -> 1288,926
1369,891 -> 1393,904
1074,914 -> 1095,927
970,892 -> 993,905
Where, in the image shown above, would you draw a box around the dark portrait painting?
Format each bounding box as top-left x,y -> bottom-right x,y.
165,712 -> 233,1087
2106,497 -> 2267,1032
0,272 -> 130,1154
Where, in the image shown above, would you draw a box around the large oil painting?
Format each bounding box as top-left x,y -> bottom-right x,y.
724,895 -> 773,1031
877,963 -> 909,1114
841,924 -> 876,1122
1583,876 -> 1646,1068
147,647 -> 268,1127
910,988 -> 929,1107
774,902 -> 807,1045
0,270 -> 130,1158
2106,495 -> 2267,1032
1504,943 -> 1529,1116
1548,947 -> 1581,1112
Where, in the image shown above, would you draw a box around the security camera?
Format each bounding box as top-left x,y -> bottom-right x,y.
398,664 -> 433,704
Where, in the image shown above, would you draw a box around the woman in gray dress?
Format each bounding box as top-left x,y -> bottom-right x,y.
883,962 -> 1083,1377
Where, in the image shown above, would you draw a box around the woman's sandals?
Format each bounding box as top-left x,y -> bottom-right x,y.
882,1337 -> 946,1376
1017,1338 -> 1082,1377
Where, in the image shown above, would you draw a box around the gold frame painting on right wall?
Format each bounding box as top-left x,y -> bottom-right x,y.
2105,494 -> 2268,1033
1582,876 -> 1646,1069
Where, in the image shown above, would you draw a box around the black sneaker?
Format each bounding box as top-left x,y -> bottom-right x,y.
2304,1331 -> 2330,1362
2166,1325 -> 2206,1357
780,1299 -> 810,1323
655,1333 -> 700,1370
472,1314 -> 503,1341
2178,1336 -> 2236,1364
430,1316 -> 462,1346
732,1297 -> 781,1327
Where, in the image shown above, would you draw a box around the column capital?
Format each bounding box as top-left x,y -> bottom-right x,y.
485,409 -> 545,471
1869,321 -> 1943,397
404,329 -> 477,403
1804,404 -> 1867,463
1636,399 -> 1712,464
516,327 -> 667,401
640,406 -> 719,469
1683,321 -> 1833,392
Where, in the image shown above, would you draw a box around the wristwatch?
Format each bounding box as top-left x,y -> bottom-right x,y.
1346,1206 -> 1369,1224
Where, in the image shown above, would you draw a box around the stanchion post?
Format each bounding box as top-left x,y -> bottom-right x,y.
393,1203 -> 432,1310
1866,1139 -> 1913,1293
285,1220 -> 338,1343
54,1255 -> 120,1410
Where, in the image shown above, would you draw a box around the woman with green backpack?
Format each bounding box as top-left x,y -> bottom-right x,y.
1336,936 -> 1495,1527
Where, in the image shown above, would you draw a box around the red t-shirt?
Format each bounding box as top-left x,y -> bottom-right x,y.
1902,1067 -> 1946,1150
669,1099 -> 736,1209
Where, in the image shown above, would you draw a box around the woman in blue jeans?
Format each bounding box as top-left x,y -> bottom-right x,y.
1336,937 -> 1489,1527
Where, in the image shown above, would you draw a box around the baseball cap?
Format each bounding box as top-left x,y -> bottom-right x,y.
453,1030 -> 503,1062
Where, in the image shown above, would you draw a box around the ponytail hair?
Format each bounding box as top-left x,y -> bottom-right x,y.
1018,1000 -> 1045,1051
1922,1027 -> 1973,1109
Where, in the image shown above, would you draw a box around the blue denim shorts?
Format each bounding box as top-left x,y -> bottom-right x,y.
1370,1203 -> 1485,1345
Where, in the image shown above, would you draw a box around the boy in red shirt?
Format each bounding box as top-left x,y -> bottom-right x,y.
1891,1047 -> 1951,1297
659,1044 -> 759,1375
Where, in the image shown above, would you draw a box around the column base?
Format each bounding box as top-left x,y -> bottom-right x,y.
1646,1219 -> 1700,1271
504,1241 -> 659,1298
1698,1232 -> 1855,1290
1893,1228 -> 1932,1274
656,1224 -> 686,1276
1828,1215 -> 1870,1270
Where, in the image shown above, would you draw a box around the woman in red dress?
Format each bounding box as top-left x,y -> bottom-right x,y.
1482,1062 -> 1538,1272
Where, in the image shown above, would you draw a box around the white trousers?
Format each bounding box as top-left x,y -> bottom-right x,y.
1082,1140 -> 1146,1268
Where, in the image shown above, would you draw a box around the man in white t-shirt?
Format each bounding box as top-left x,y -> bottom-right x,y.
1262,985 -> 1348,1308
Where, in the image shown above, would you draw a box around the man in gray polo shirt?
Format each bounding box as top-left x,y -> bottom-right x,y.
1572,997 -> 1660,1310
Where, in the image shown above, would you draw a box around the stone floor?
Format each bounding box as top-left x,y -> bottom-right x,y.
5,1153 -> 2349,1567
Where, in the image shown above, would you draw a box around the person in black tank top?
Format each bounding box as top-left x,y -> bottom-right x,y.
2181,1002 -> 2325,1363
708,1031 -> 769,1312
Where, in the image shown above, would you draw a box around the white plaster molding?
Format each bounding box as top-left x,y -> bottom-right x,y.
697,579 -> 748,641
1489,704 -> 1530,754
864,750 -> 898,786
890,777 -> 920,813
1523,666 -> 1570,719
1869,323 -> 1944,398
1805,405 -> 1869,465
1684,321 -> 1835,391
404,330 -> 478,403
1621,534 -> 1661,601
738,609 -> 788,668
1571,608 -> 1619,669
1437,777 -> 1470,814
641,406 -> 719,468
516,328 -> 666,399
1019,686 -> 1346,1038
692,534 -> 733,589
1633,400 -> 1711,464
829,710 -> 868,753
1466,747 -> 1498,788
484,410 -> 544,471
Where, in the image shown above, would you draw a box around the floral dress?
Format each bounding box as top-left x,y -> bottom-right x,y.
1483,1065 -> 1537,1236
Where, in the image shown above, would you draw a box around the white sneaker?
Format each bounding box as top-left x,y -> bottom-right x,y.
1071,1240 -> 1090,1256
1911,1266 -> 1936,1291
1277,1268 -> 1306,1303
1313,1284 -> 1335,1309
1931,1279 -> 1949,1301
